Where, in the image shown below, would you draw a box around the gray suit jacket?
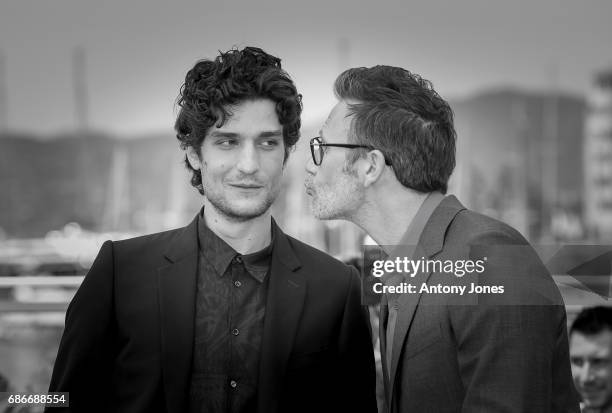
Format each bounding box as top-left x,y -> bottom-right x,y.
380,195 -> 579,413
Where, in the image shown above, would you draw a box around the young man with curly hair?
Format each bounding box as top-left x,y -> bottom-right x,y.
47,47 -> 377,413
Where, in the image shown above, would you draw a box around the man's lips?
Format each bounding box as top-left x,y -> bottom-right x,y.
580,385 -> 605,399
229,183 -> 264,189
304,183 -> 314,196
581,386 -> 604,393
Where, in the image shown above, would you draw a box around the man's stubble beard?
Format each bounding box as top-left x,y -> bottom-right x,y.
310,162 -> 364,222
201,172 -> 281,223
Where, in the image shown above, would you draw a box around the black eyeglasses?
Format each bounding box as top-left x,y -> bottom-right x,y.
309,137 -> 391,166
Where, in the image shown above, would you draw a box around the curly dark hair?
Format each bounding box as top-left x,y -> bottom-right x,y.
175,46 -> 303,194
334,66 -> 456,194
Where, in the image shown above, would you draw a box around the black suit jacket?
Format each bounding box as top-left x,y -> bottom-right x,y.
47,215 -> 377,413
380,195 -> 579,413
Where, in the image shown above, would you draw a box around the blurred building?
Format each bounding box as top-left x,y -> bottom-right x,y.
451,89 -> 586,242
584,70 -> 612,241
0,89 -> 589,250
0,125 -> 364,258
0,131 -> 203,237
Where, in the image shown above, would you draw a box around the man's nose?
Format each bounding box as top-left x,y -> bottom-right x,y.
578,362 -> 595,383
305,155 -> 316,175
236,144 -> 259,174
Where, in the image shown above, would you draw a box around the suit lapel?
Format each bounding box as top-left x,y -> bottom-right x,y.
388,244 -> 432,400
257,220 -> 304,413
158,215 -> 199,413
379,294 -> 391,404
387,195 -> 466,404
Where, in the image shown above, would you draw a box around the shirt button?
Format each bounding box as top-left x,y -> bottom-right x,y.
230,380 -> 237,388
234,280 -> 242,287
235,256 -> 242,264
232,328 -> 240,336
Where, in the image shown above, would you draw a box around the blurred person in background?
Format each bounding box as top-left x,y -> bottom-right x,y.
305,65 -> 578,412
570,306 -> 612,412
0,372 -> 11,412
47,46 -> 376,413
0,372 -> 29,413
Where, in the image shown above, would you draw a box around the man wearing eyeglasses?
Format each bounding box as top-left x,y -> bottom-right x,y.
47,47 -> 377,413
305,66 -> 578,412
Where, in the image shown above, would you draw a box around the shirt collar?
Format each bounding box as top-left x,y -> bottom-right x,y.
396,191 -> 445,248
381,191 -> 445,284
197,209 -> 273,283
241,241 -> 274,283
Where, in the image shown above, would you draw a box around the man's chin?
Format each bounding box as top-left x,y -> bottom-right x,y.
312,211 -> 333,221
581,392 -> 608,409
209,199 -> 273,222
229,206 -> 271,221
309,202 -> 342,221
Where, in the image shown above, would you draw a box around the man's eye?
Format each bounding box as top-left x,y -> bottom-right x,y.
260,139 -> 280,148
571,357 -> 584,367
593,358 -> 610,367
217,139 -> 237,147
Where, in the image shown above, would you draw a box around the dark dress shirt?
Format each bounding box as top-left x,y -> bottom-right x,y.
188,213 -> 273,413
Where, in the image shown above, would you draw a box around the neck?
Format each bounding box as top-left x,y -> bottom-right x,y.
203,200 -> 272,254
350,185 -> 429,253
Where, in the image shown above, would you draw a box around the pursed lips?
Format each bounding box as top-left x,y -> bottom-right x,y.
304,181 -> 314,196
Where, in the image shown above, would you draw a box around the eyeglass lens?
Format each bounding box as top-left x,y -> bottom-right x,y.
311,139 -> 323,165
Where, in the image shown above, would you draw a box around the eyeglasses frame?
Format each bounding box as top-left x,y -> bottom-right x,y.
309,136 -> 392,166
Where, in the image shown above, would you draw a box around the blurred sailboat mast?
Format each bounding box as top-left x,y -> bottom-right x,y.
73,46 -> 89,131
103,144 -> 129,230
542,63 -> 559,241
0,51 -> 8,131
338,37 -> 351,72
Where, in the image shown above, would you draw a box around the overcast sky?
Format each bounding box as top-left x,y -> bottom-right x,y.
1,0 -> 611,136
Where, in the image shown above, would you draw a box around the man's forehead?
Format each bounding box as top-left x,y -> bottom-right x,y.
206,99 -> 281,135
322,102 -> 342,127
332,99 -> 356,118
571,331 -> 612,356
323,100 -> 353,134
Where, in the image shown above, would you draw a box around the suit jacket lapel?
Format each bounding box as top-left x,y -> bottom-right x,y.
158,215 -> 199,413
388,244 -> 432,402
388,195 -> 466,404
379,294 -> 391,405
257,220 -> 304,413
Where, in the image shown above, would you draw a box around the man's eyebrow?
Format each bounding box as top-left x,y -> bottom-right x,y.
209,131 -> 239,138
208,130 -> 282,139
259,130 -> 283,138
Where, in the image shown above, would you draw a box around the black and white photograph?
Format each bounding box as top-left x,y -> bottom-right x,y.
1,1 -> 612,412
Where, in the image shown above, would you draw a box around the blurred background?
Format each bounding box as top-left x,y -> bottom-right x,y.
1,0 -> 612,409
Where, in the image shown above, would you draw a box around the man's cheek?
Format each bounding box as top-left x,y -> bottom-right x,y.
319,168 -> 334,183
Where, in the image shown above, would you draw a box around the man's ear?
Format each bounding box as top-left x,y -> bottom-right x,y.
186,146 -> 202,170
361,150 -> 387,188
